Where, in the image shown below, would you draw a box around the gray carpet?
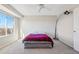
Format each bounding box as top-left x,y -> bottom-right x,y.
0,40 -> 78,54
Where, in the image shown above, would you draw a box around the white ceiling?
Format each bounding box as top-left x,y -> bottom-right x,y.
11,4 -> 79,16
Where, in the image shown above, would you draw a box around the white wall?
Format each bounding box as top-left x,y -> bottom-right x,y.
57,14 -> 73,47
20,16 -> 57,39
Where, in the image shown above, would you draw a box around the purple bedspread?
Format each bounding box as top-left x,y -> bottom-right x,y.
23,34 -> 54,47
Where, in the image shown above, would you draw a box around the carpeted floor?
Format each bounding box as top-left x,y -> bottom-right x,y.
0,39 -> 78,54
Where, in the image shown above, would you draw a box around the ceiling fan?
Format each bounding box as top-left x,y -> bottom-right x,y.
38,4 -> 51,12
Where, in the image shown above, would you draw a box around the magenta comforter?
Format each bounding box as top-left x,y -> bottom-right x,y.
23,34 -> 54,47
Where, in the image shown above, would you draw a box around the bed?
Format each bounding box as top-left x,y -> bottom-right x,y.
23,34 -> 54,48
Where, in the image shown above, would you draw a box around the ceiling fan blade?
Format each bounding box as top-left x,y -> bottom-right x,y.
38,7 -> 42,12
38,4 -> 45,12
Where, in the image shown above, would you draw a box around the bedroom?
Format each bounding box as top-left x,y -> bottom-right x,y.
0,4 -> 79,54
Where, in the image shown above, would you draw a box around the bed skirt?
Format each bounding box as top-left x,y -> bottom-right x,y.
23,41 -> 53,48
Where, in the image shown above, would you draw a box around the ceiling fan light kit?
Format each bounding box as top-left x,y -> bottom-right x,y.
64,10 -> 71,15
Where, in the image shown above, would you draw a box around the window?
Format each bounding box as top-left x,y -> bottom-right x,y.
0,11 -> 14,36
0,13 -> 5,36
6,16 -> 14,34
